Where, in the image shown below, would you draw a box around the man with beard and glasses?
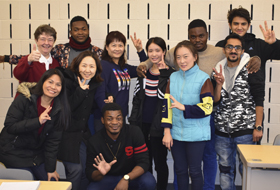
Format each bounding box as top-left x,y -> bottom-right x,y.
212,33 -> 264,190
0,16 -> 102,68
86,103 -> 156,190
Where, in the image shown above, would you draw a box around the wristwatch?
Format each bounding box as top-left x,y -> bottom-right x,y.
254,125 -> 263,131
123,174 -> 130,181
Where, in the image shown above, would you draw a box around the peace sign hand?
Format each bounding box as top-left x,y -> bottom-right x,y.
78,77 -> 89,90
169,95 -> 185,111
213,65 -> 224,86
39,106 -> 52,125
130,32 -> 143,52
28,44 -> 41,62
259,21 -> 276,44
157,54 -> 168,70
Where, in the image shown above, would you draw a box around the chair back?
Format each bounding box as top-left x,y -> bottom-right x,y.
273,134 -> 280,145
0,168 -> 34,180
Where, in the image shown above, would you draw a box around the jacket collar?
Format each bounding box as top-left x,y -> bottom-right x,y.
178,64 -> 199,76
215,52 -> 250,91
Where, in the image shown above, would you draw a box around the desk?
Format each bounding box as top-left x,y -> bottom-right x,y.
237,144 -> 280,190
0,179 -> 72,190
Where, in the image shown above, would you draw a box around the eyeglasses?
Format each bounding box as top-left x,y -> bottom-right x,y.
38,37 -> 54,43
225,45 -> 242,52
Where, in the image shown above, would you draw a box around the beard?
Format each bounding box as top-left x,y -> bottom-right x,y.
227,53 -> 239,62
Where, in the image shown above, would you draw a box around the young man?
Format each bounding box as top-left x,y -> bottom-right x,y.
216,7 -> 280,79
132,19 -> 259,190
213,33 -> 264,190
0,16 -> 102,68
86,103 -> 156,190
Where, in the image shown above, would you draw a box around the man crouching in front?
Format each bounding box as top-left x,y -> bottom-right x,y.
85,103 -> 156,190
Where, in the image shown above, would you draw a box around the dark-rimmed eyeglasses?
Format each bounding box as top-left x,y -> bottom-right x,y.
225,45 -> 242,52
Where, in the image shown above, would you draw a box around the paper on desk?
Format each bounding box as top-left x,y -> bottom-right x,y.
0,181 -> 40,190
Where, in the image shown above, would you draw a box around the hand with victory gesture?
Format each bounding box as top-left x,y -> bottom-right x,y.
28,44 -> 41,62
213,64 -> 224,86
157,54 -> 168,70
130,32 -> 143,52
39,106 -> 52,125
93,153 -> 117,175
78,77 -> 89,90
259,21 -> 276,44
170,95 -> 185,111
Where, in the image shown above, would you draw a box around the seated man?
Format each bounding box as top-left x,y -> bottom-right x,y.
85,103 -> 156,190
212,33 -> 264,190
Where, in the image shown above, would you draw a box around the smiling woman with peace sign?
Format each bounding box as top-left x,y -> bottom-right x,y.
129,37 -> 175,190
56,51 -> 103,190
0,68 -> 70,181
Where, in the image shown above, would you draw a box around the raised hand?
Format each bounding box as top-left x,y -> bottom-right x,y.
259,21 -> 276,44
130,32 -> 143,52
93,153 -> 117,175
28,44 -> 41,62
170,95 -> 185,111
157,54 -> 168,70
213,65 -> 224,86
39,106 -> 52,125
78,77 -> 89,90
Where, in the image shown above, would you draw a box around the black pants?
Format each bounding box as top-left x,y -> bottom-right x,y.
142,122 -> 169,190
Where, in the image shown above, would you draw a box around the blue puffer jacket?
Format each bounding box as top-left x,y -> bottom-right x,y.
169,64 -> 211,142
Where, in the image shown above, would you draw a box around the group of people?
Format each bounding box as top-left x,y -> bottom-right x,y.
0,6 -> 279,190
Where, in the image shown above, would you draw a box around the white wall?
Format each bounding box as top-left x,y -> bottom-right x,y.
0,0 -> 280,185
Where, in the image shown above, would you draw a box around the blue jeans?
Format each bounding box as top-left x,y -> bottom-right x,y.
87,172 -> 156,190
203,113 -> 217,190
171,140 -> 206,190
215,134 -> 255,190
63,141 -> 89,190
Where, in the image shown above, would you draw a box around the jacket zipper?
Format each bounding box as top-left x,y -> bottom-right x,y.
180,72 -> 186,139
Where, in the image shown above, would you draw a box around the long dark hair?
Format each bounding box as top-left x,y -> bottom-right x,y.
145,37 -> 167,58
31,68 -> 71,130
70,51 -> 103,83
101,31 -> 127,69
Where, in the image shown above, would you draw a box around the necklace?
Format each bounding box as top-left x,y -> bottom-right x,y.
106,142 -> 121,160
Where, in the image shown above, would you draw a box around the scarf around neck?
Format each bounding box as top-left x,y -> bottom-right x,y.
69,36 -> 91,50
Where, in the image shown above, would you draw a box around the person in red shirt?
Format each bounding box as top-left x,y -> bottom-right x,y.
13,25 -> 60,84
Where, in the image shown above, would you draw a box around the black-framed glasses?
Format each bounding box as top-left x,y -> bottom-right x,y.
225,45 -> 242,52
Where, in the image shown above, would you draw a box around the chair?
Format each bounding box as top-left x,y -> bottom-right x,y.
0,168 -> 34,180
273,134 -> 280,145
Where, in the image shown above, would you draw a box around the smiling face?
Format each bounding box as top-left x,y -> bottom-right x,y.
175,46 -> 197,72
229,16 -> 250,37
102,110 -> 123,140
78,56 -> 97,80
70,21 -> 89,43
147,43 -> 165,66
223,38 -> 245,65
42,74 -> 62,100
106,40 -> 125,64
35,32 -> 55,57
189,26 -> 208,52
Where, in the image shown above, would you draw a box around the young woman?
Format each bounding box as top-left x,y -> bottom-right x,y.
95,31 -> 138,130
129,37 -> 175,190
161,40 -> 214,190
0,68 -> 70,181
57,51 -> 103,190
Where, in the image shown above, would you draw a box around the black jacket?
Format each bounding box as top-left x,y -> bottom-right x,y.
86,124 -> 149,181
0,83 -> 63,172
216,33 -> 280,79
57,68 -> 101,163
128,68 -> 175,137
